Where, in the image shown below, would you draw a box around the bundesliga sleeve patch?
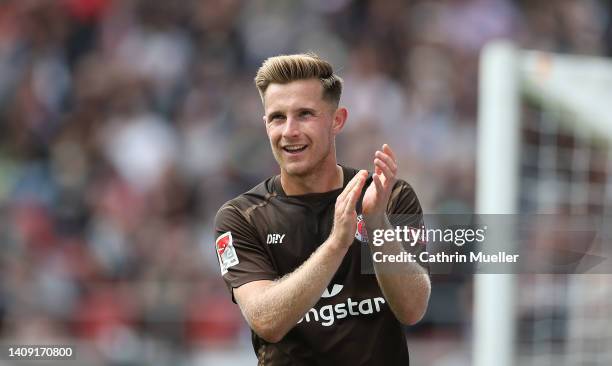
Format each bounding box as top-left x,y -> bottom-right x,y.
355,214 -> 368,243
216,231 -> 239,275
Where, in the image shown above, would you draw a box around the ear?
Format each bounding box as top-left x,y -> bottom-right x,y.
331,107 -> 348,135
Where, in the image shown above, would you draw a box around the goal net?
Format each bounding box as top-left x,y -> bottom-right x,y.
475,42 -> 612,366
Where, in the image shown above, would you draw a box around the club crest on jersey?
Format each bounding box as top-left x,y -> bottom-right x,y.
355,214 -> 368,243
216,231 -> 239,275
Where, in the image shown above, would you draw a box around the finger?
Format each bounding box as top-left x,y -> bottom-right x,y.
382,144 -> 397,162
342,190 -> 355,216
343,172 -> 366,215
347,171 -> 367,201
375,150 -> 397,172
347,170 -> 367,195
344,174 -> 366,215
338,170 -> 366,206
337,170 -> 361,203
374,158 -> 395,184
372,172 -> 384,193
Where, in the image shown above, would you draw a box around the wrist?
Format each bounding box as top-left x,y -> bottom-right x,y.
363,213 -> 388,228
325,232 -> 352,254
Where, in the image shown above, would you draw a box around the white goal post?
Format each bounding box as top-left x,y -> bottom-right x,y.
475,41 -> 612,366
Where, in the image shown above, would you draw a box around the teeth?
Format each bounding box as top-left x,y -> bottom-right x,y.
284,145 -> 306,151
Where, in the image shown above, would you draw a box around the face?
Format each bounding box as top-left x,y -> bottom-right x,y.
263,79 -> 346,177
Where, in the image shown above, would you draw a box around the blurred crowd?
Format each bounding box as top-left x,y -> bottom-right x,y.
0,0 -> 610,364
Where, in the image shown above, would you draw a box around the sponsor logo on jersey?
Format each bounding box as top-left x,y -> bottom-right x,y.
216,231 -> 239,275
298,283 -> 386,327
355,214 -> 368,243
266,233 -> 285,245
321,284 -> 343,298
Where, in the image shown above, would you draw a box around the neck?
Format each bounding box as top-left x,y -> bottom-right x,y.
280,159 -> 343,196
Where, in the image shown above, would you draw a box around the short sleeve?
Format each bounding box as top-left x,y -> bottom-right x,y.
386,180 -> 429,271
386,179 -> 423,226
214,204 -> 278,301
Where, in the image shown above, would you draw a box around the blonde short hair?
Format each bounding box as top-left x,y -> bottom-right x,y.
254,53 -> 343,106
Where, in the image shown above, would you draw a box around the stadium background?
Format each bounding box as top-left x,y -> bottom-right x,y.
0,0 -> 610,364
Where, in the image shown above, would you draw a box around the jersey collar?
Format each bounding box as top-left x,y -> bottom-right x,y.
272,165 -> 357,199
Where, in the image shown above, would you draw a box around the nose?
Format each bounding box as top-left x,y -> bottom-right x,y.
282,116 -> 300,139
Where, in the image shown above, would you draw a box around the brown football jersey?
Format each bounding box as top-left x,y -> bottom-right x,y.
214,166 -> 424,365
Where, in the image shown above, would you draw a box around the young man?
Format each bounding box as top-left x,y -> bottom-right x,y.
214,53 -> 430,365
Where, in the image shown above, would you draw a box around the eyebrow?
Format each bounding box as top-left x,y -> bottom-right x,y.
297,107 -> 316,113
266,110 -> 284,119
265,106 -> 319,120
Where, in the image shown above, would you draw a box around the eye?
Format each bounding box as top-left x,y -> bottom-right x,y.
299,110 -> 314,118
268,113 -> 285,123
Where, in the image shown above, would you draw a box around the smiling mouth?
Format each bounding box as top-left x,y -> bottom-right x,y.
282,144 -> 308,154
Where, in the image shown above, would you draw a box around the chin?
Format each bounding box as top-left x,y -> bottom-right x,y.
282,161 -> 315,177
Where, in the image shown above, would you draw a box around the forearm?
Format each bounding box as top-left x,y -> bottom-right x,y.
241,236 -> 348,341
236,170 -> 368,342
365,214 -> 431,325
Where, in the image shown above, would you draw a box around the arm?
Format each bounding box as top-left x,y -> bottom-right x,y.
364,214 -> 430,325
233,170 -> 369,343
362,144 -> 431,325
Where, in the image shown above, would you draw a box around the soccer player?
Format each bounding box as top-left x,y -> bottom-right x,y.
214,53 -> 430,365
